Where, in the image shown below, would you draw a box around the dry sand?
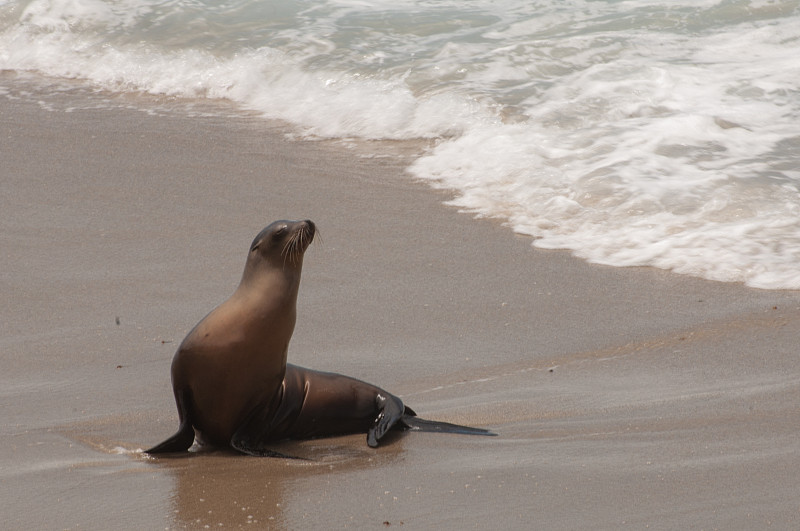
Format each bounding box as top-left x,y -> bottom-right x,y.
2,77 -> 800,529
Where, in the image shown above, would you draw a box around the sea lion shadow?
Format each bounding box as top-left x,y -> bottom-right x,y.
146,435 -> 410,529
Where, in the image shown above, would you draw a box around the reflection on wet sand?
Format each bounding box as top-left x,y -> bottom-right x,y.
149,436 -> 406,528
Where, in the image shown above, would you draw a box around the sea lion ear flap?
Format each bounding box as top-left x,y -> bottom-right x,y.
249,231 -> 265,253
249,223 -> 274,253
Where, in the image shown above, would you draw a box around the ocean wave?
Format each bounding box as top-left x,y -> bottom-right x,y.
3,0 -> 800,288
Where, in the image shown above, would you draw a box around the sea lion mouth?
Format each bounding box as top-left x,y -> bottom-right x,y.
282,220 -> 316,262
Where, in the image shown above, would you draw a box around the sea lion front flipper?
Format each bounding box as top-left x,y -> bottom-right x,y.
229,436 -> 305,459
400,415 -> 497,437
367,393 -> 405,448
146,388 -> 196,454
229,398 -> 307,460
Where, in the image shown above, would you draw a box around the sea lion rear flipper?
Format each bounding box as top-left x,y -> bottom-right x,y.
367,393 -> 405,448
400,415 -> 497,437
145,388 -> 196,454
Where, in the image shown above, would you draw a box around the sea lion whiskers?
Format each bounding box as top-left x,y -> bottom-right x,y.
280,232 -> 297,264
281,223 -> 313,266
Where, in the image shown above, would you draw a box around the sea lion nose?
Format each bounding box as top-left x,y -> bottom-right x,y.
304,219 -> 316,237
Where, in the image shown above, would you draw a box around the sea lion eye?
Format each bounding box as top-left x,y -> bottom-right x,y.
273,227 -> 287,239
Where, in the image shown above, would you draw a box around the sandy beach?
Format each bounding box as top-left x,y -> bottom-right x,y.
2,79 -> 800,529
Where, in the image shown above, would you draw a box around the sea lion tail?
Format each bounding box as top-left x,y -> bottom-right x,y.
400,415 -> 497,437
145,388 -> 196,454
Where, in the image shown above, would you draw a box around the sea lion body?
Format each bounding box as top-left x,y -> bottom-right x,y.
169,269 -> 299,447
146,220 -> 494,456
231,364 -> 411,454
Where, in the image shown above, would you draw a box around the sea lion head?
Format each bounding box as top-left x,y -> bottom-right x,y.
247,219 -> 316,269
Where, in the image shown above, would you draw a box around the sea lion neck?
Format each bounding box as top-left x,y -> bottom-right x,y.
235,264 -> 303,304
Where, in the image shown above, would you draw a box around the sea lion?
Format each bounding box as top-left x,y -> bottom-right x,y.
146,220 -> 494,456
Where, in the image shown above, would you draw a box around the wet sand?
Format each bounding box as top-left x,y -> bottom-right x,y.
2,80 -> 800,529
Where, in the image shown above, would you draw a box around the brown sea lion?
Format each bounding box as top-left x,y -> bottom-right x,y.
146,220 -> 494,457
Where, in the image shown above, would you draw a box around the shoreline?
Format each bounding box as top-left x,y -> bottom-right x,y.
2,80 -> 800,529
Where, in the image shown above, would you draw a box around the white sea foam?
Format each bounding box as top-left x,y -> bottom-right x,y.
0,0 -> 494,138
2,0 -> 799,288
412,10 -> 800,289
